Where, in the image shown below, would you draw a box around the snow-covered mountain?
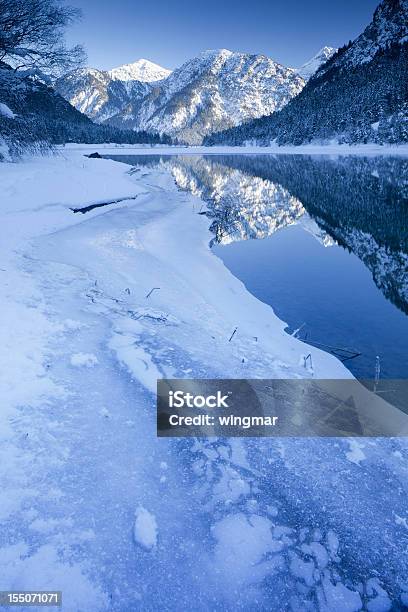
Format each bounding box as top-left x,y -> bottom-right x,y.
207,0 -> 408,146
55,59 -> 171,124
113,49 -> 304,144
295,46 -> 337,80
0,60 -> 170,160
55,67 -> 143,123
57,49 -> 304,144
108,59 -> 171,82
318,0 -> 408,73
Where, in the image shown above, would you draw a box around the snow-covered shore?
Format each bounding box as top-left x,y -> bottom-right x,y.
1,149 -> 408,610
61,142 -> 408,156
0,149 -> 350,389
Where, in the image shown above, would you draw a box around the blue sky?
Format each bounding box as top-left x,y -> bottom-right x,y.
66,0 -> 380,70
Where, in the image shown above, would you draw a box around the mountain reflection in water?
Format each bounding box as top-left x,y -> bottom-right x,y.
105,153 -> 408,379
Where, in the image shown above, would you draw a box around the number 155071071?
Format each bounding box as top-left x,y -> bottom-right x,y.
0,592 -> 62,606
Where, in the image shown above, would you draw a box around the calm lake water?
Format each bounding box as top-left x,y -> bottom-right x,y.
105,154 -> 408,380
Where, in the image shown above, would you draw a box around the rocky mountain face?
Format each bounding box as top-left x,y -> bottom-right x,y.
206,0 -> 408,145
319,0 -> 408,71
295,46 -> 337,80
55,59 -> 170,124
56,50 -> 304,144
56,68 -> 138,123
111,49 -> 304,144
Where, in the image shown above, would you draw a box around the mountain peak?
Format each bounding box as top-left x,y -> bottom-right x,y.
195,49 -> 235,64
108,59 -> 171,82
56,47 -> 304,144
296,46 -> 337,80
206,0 -> 407,147
318,46 -> 337,55
200,48 -> 233,57
339,0 -> 408,67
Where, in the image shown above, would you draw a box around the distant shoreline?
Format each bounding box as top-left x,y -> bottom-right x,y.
60,142 -> 408,157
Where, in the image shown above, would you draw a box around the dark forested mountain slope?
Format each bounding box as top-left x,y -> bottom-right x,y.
205,0 -> 408,145
0,64 -> 171,158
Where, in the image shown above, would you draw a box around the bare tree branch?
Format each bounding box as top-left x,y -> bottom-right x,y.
0,0 -> 86,75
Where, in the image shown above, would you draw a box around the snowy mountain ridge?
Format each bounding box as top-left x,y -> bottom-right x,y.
56,49 -> 305,144
296,46 -> 337,80
109,49 -> 305,144
317,0 -> 408,74
55,66 -> 150,123
206,0 -> 408,146
108,59 -> 171,82
54,58 -> 171,124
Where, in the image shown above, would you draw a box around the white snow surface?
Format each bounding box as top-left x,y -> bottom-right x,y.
133,506 -> 158,550
0,147 -> 407,609
70,352 -> 99,368
0,102 -> 15,119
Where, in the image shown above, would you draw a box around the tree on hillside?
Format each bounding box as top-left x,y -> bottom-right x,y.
0,0 -> 85,75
